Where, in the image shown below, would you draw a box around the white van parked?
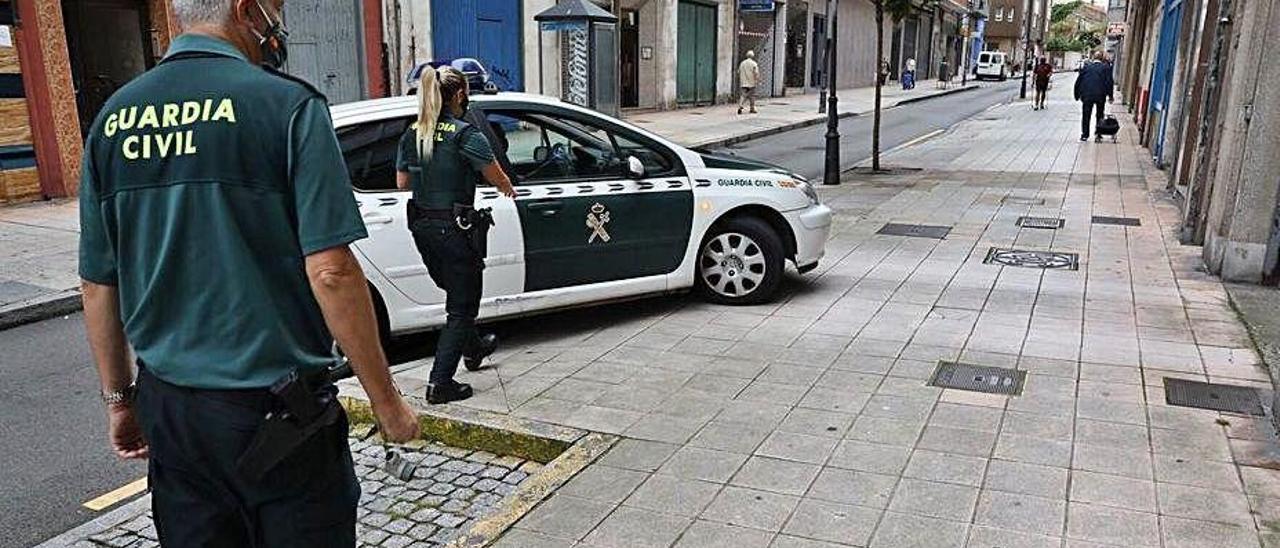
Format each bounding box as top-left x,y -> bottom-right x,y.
975,51 -> 1008,81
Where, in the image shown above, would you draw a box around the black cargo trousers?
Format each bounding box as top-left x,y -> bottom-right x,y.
135,367 -> 359,547
409,216 -> 484,385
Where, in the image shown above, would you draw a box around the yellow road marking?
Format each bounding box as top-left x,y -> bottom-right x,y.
83,477 -> 148,511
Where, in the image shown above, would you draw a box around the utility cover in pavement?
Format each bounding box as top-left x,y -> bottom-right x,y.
928,362 -> 1026,396
1092,216 -> 1142,226
1003,196 -> 1046,205
984,248 -> 1079,270
877,223 -> 952,239
1164,378 -> 1265,416
1017,216 -> 1065,229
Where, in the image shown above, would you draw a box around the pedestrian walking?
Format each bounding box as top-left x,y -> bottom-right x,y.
78,0 -> 420,545
396,66 -> 517,404
880,58 -> 891,87
1033,57 -> 1053,110
902,57 -> 916,90
738,50 -> 760,115
1073,51 -> 1115,141
938,59 -> 950,89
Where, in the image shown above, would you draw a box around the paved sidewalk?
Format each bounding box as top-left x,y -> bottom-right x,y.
625,79 -> 978,149
0,200 -> 81,328
366,79 -> 1280,547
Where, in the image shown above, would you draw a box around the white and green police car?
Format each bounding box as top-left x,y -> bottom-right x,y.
332,93 -> 831,338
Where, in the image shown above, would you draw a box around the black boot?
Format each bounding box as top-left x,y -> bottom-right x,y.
426,381 -> 473,404
463,333 -> 498,372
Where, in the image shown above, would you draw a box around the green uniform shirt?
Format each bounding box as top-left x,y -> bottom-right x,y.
78,34 -> 366,389
395,114 -> 495,209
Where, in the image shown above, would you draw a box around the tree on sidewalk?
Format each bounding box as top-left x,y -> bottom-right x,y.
871,0 -> 934,171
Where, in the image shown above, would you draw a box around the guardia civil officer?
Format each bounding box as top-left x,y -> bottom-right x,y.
78,0 -> 420,544
395,67 -> 516,404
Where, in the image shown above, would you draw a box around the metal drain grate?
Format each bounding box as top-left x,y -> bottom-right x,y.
929,362 -> 1027,395
1003,196 -> 1046,205
983,248 -> 1079,270
1164,378 -> 1265,416
877,223 -> 952,239
1092,216 -> 1142,226
1017,216 -> 1065,229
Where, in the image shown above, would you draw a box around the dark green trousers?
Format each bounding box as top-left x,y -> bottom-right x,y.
410,218 -> 483,385
135,367 -> 358,547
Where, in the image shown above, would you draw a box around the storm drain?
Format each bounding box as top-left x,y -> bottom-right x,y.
1003,196 -> 1046,205
1017,216 -> 1065,229
928,362 -> 1026,396
1164,378 -> 1265,416
1092,215 -> 1142,226
984,248 -> 1079,270
877,223 -> 952,239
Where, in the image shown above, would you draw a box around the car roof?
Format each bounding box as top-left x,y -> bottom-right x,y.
327,92 -> 696,165
329,92 -> 566,126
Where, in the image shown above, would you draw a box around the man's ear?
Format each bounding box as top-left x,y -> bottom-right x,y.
231,0 -> 255,26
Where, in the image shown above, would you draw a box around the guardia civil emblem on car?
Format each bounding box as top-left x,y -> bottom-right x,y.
586,203 -> 611,243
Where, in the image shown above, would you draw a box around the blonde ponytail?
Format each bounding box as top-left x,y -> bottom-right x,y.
416,67 -> 443,164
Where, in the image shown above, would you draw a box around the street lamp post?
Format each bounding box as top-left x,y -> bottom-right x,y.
1019,0 -> 1032,98
818,0 -> 833,113
823,0 -> 840,185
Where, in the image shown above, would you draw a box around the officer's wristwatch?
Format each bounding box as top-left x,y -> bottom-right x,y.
102,384 -> 136,407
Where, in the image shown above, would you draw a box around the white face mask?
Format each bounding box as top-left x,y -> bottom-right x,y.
250,0 -> 289,69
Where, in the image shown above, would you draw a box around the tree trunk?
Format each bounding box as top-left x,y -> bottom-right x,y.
873,2 -> 884,171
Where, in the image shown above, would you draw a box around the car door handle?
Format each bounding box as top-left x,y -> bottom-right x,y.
526,200 -> 563,217
362,212 -> 393,225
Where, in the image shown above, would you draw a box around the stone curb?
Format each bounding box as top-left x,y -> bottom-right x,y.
687,83 -> 980,150
34,494 -> 152,548
0,289 -> 82,332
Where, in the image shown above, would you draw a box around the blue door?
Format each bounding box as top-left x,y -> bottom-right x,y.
1149,0 -> 1182,162
432,0 -> 524,92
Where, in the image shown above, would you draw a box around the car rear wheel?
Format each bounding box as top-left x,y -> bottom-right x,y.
696,217 -> 785,305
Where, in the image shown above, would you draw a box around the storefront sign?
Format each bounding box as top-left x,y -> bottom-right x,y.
1107,22 -> 1127,36
739,0 -> 775,12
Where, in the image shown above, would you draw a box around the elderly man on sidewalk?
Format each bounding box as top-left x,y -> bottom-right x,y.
737,50 -> 760,115
1074,51 -> 1115,141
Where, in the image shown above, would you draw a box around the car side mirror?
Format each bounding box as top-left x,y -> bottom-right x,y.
534,145 -> 549,162
626,156 -> 645,179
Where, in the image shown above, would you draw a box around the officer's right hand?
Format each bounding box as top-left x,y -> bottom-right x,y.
374,395 -> 420,443
107,405 -> 149,460
497,181 -> 517,199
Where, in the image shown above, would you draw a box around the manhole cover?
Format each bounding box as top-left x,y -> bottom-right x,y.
1003,196 -> 1045,205
929,362 -> 1026,395
1017,216 -> 1065,229
1092,216 -> 1142,226
984,248 -> 1079,270
1165,378 -> 1264,415
877,223 -> 951,239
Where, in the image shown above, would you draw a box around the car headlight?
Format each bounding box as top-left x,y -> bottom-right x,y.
795,178 -> 820,206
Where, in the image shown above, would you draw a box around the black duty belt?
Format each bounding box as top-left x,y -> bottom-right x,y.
417,208 -> 458,221
137,360 -> 335,413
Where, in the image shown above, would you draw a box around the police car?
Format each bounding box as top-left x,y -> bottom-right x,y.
333,93 -> 832,338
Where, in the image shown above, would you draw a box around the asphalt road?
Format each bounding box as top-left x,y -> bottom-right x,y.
0,313 -> 146,548
0,80 -> 1023,547
709,79 -> 1025,179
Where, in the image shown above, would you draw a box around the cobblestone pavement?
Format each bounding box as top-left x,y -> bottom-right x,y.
379,80 -> 1280,547
57,437 -> 541,548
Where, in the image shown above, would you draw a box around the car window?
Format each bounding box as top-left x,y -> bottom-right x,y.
337,117 -> 411,192
979,52 -> 990,64
483,110 -> 622,184
484,108 -> 678,183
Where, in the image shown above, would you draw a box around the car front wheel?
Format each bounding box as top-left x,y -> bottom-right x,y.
696,217 -> 785,305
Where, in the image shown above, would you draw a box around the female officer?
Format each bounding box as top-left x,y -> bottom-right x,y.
395,66 -> 516,404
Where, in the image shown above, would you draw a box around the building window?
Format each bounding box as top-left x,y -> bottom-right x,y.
995,7 -> 1003,20
1009,9 -> 1016,21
